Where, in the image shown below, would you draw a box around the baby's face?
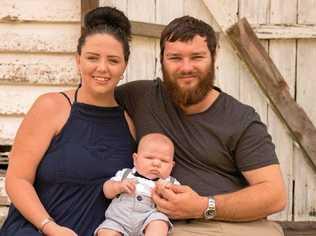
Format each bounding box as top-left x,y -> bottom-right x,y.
133,141 -> 174,180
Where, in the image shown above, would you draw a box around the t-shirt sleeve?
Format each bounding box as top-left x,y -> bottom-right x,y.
110,169 -> 126,181
115,80 -> 153,119
234,110 -> 279,171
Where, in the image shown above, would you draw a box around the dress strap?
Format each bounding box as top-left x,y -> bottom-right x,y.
59,92 -> 72,106
74,84 -> 81,103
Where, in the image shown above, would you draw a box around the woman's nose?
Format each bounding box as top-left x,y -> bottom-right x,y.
97,60 -> 108,72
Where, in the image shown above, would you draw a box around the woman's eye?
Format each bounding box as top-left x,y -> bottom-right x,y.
87,57 -> 98,61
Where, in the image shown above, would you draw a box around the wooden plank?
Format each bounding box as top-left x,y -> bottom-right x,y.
0,54 -> 78,85
184,0 -> 217,28
0,207 -> 9,226
0,23 -> 80,53
197,0 -> 241,100
238,0 -> 270,24
81,0 -> 99,32
294,146 -> 316,221
270,0 -> 297,24
280,221 -> 316,236
0,116 -> 22,145
0,176 -> 9,206
295,0 -> 316,221
126,36 -> 156,82
0,197 -> 9,206
0,152 -> 8,165
267,0 -> 297,221
131,23 -> 316,40
0,85 -> 71,115
202,0 -> 238,31
295,39 -> 316,221
226,18 -> 316,170
99,0 -> 127,13
238,0 -> 269,123
156,0 -> 183,25
126,0 -> 156,82
131,21 -> 164,39
298,0 -> 316,24
254,24 -> 316,39
0,0 -> 80,23
155,0 -> 184,79
127,0 -> 155,23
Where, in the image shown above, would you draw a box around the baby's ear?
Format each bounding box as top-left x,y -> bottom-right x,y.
132,153 -> 138,164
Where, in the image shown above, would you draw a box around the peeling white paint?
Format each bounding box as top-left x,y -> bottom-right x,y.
0,0 -> 80,22
0,23 -> 80,53
0,54 -> 79,85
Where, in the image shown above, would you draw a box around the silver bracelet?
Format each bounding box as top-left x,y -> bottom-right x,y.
38,217 -> 54,233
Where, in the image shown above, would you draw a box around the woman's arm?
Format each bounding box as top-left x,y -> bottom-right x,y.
5,92 -> 76,235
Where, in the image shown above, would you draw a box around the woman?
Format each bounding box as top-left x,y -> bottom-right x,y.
0,7 -> 135,236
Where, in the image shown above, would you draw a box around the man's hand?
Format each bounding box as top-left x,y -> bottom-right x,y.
119,179 -> 136,195
152,182 -> 208,219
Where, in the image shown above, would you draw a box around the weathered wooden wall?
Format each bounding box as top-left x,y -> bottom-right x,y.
0,0 -> 316,223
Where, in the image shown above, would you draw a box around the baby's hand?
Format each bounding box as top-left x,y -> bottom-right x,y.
157,179 -> 171,189
120,179 -> 136,195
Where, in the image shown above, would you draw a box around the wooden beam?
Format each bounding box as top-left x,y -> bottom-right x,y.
279,221 -> 316,236
254,24 -> 316,39
131,21 -> 164,38
81,0 -> 99,33
202,0 -> 237,31
227,18 -> 316,170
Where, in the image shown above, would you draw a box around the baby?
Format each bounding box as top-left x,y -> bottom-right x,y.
96,133 -> 179,236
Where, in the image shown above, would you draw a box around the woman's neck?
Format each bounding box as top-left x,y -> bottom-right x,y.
76,87 -> 118,107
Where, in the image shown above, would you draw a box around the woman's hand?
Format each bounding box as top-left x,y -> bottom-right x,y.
43,222 -> 78,236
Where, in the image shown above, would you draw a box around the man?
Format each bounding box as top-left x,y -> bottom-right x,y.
116,16 -> 286,236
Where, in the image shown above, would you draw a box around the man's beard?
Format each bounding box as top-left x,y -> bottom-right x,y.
162,63 -> 215,108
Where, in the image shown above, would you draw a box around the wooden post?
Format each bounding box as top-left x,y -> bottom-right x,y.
81,0 -> 99,33
227,18 -> 316,170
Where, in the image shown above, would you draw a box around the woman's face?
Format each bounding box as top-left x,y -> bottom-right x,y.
76,33 -> 127,97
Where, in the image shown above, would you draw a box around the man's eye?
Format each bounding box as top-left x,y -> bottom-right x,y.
109,59 -> 119,64
192,56 -> 204,60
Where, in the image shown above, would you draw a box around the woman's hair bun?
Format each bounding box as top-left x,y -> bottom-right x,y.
84,7 -> 131,39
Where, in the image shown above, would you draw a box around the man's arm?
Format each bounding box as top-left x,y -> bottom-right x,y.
152,164 -> 287,221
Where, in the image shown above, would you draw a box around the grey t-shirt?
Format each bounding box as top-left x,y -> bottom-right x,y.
116,79 -> 279,196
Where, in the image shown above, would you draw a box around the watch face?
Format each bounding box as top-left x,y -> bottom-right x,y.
205,209 -> 215,219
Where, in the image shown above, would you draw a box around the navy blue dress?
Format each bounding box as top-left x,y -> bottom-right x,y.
0,89 -> 135,235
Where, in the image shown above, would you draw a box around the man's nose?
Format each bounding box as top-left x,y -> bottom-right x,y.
179,58 -> 194,73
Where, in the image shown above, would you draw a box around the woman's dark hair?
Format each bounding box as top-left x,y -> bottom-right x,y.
160,16 -> 217,64
78,7 -> 131,62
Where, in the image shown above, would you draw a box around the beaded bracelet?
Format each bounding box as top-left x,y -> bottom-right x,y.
38,217 -> 54,233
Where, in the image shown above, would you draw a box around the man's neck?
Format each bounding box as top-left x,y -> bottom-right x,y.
180,89 -> 220,115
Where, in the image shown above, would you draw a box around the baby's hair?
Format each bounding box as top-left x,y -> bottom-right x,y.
77,7 -> 131,62
138,133 -> 174,156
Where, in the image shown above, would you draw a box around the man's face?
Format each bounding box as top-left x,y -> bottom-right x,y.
162,35 -> 215,107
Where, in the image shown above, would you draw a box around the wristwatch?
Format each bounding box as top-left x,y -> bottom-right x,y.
203,196 -> 216,219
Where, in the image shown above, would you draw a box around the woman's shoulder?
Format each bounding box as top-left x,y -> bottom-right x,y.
34,90 -> 74,111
